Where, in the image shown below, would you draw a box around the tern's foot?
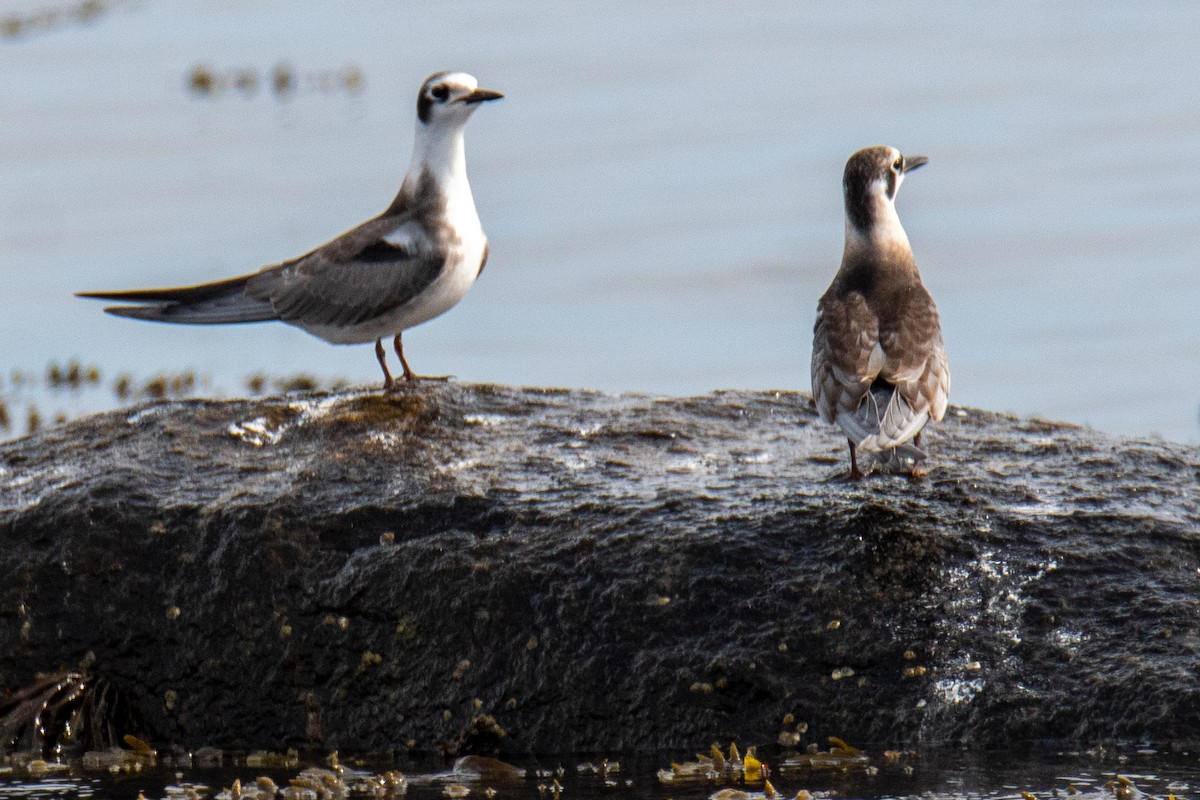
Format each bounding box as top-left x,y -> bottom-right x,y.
383,373 -> 453,390
403,373 -> 453,383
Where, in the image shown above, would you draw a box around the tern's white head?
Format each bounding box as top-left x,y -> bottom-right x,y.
407,71 -> 503,188
842,145 -> 927,251
416,71 -> 504,128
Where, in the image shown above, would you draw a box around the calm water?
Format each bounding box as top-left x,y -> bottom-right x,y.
1,749 -> 1198,800
2,1 -> 1200,441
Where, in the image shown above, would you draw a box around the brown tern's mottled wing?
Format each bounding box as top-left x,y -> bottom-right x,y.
812,289 -> 881,425
876,284 -> 950,430
813,283 -> 948,451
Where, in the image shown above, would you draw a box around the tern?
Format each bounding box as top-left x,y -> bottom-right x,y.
79,71 -> 502,391
811,145 -> 950,479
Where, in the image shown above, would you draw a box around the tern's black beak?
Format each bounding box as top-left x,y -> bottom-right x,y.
903,155 -> 929,173
460,88 -> 504,104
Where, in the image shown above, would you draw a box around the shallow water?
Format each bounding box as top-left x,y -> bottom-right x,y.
2,1 -> 1199,442
1,749 -> 1198,800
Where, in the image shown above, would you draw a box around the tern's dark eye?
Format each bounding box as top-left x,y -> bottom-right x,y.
431,85 -> 449,101
893,157 -> 904,172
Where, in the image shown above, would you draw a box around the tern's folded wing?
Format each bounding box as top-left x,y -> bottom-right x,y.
811,290 -> 881,424
246,219 -> 447,328
878,289 -> 950,425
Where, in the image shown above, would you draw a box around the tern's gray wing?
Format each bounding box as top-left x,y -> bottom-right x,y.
246,215 -> 446,329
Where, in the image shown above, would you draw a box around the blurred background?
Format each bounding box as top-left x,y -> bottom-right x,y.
1,0 -> 1198,441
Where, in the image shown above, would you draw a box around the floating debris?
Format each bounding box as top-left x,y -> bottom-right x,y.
113,373 -> 132,401
187,62 -> 366,100
657,742 -> 768,786
244,749 -> 300,769
743,749 -> 765,782
275,374 -> 320,394
273,63 -> 296,97
193,746 -> 225,768
16,758 -> 71,776
1,367 -> 357,444
0,0 -> 115,41
576,762 -> 624,777
46,360 -> 100,389
343,66 -> 365,94
123,734 -> 155,755
708,779 -> 796,800
777,737 -> 870,775
80,746 -> 154,770
232,67 -> 258,95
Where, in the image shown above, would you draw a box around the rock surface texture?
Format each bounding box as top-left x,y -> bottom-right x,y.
1,384 -> 1198,754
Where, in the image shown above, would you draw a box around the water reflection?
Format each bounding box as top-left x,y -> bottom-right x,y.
0,748 -> 1195,800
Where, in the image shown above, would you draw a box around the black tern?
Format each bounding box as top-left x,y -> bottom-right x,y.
811,145 -> 950,479
79,71 -> 502,391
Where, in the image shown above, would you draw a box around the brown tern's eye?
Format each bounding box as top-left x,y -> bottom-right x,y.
431,85 -> 449,101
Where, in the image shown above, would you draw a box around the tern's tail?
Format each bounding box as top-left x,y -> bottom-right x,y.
837,380 -> 928,462
77,274 -> 278,325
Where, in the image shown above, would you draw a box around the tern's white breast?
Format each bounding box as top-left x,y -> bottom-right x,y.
311,210 -> 485,346
394,222 -> 486,329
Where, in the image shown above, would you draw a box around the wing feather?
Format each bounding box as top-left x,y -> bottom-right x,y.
812,290 -> 879,424
246,217 -> 447,329
812,280 -> 949,450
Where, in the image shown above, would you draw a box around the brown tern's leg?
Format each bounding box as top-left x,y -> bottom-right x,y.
848,439 -> 863,480
908,432 -> 927,477
375,338 -> 395,392
394,333 -> 450,382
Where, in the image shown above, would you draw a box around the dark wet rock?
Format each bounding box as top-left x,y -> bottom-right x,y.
0,384 -> 1198,755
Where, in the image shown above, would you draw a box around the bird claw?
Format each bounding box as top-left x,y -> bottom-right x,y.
403,373 -> 453,383
383,373 -> 454,391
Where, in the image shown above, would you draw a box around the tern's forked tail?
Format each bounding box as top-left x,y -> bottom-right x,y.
77,274 -> 279,325
837,381 -> 929,460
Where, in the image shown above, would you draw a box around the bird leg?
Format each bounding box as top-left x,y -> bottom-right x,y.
847,438 -> 863,480
394,333 -> 451,382
375,338 -> 395,391
907,432 -> 928,477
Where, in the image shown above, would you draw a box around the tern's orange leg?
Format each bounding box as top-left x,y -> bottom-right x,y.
375,338 -> 395,392
394,333 -> 451,382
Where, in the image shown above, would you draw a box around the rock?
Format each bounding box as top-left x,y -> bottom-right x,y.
0,383 -> 1198,754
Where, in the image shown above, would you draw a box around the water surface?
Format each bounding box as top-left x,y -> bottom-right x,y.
1,749 -> 1197,800
2,1 -> 1199,440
